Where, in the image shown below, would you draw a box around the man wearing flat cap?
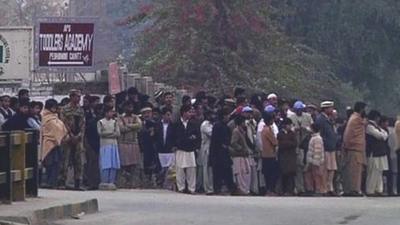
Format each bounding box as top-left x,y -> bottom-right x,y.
59,89 -> 86,190
315,101 -> 338,195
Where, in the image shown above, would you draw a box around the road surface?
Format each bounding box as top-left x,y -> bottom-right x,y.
55,190 -> 400,225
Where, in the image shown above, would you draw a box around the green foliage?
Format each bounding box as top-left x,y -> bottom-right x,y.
272,0 -> 400,115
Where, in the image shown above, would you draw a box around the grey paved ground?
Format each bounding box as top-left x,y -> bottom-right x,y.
53,189 -> 400,225
0,189 -> 96,218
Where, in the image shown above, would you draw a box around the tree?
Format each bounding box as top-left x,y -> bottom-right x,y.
125,0 -> 362,109
0,0 -> 65,26
272,0 -> 400,115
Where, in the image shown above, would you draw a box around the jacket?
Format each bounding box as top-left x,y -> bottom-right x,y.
307,133 -> 325,166
230,126 -> 251,157
343,112 -> 366,152
209,120 -> 232,167
97,118 -> 120,146
315,113 -> 338,152
288,113 -> 313,151
2,113 -> 30,131
156,120 -> 175,153
60,103 -> 85,137
118,114 -> 142,144
366,121 -> 388,157
173,119 -> 201,152
138,120 -> 160,172
0,107 -> 15,129
278,129 -> 297,174
260,125 -> 278,158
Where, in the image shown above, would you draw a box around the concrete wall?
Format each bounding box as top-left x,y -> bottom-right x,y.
0,27 -> 33,80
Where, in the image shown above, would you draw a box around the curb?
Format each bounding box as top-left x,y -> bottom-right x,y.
0,199 -> 98,225
0,220 -> 25,225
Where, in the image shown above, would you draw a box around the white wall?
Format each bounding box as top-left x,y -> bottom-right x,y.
0,27 -> 33,80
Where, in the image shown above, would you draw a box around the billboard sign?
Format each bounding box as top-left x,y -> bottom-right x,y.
0,27 -> 33,80
34,17 -> 96,72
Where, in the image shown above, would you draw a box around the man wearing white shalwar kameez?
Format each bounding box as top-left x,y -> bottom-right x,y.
174,106 -> 201,194
365,111 -> 389,195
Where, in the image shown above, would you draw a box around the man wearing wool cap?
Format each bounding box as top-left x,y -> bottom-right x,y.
288,100 -> 314,195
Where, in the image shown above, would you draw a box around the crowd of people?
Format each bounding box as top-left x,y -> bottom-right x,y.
1,87 -> 400,197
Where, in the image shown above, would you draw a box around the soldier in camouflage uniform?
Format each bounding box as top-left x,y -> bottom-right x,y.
59,90 -> 86,190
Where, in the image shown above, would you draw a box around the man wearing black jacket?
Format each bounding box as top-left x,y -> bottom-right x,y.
174,105 -> 201,194
156,107 -> 175,187
2,99 -> 31,131
138,107 -> 160,188
209,108 -> 235,194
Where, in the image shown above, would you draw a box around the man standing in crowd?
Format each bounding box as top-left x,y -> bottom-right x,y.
162,92 -> 179,123
2,99 -> 31,131
365,110 -> 388,196
174,105 -> 201,194
18,89 -> 30,102
59,89 -> 86,190
118,101 -> 142,188
84,97 -> 102,190
266,93 -> 278,108
277,118 -> 297,195
394,115 -> 400,194
156,107 -> 175,189
315,101 -> 338,196
210,108 -> 235,195
198,110 -> 214,194
40,99 -> 67,189
0,95 -> 15,128
288,101 -> 313,195
27,101 -> 43,130
127,87 -> 142,114
342,102 -> 367,196
243,106 -> 262,195
139,107 -> 160,188
261,112 -> 279,196
230,115 -> 252,195
306,104 -> 319,121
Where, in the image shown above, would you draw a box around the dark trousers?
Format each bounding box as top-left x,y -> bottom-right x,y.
84,143 -> 100,189
397,152 -> 400,192
384,151 -> 393,194
282,173 -> 295,194
213,164 -> 235,193
157,167 -> 168,187
262,158 -> 280,193
43,146 -> 62,188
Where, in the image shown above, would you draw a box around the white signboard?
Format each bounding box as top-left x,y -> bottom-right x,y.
0,27 -> 33,80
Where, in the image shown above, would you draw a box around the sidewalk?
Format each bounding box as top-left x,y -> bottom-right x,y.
0,190 -> 98,225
